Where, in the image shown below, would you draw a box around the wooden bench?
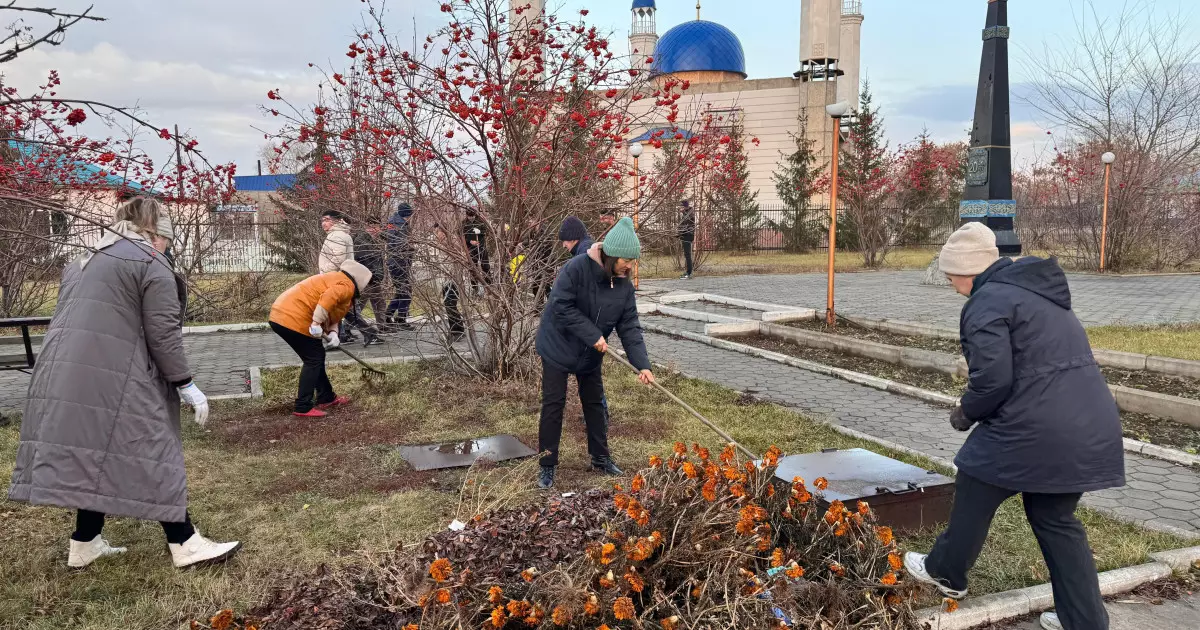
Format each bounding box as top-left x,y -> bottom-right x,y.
0,317 -> 51,373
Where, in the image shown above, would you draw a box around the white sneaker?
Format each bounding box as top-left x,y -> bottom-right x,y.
1039,612 -> 1062,630
904,552 -> 968,599
168,532 -> 242,568
68,535 -> 127,568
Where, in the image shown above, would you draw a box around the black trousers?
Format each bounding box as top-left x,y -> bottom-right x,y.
270,322 -> 337,413
386,259 -> 413,322
72,509 -> 195,545
538,359 -> 609,468
345,283 -> 387,330
443,283 -> 464,334
926,472 -> 1107,630
681,240 -> 694,275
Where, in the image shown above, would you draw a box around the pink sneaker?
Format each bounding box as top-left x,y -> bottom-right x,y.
293,409 -> 328,418
316,396 -> 351,410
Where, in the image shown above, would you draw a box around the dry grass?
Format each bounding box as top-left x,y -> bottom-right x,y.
1088,324 -> 1200,361
0,361 -> 1186,628
638,248 -> 938,279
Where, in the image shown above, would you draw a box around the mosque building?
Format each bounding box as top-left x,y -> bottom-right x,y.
627,0 -> 865,205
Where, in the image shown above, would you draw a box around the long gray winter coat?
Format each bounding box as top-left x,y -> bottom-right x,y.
9,237 -> 193,522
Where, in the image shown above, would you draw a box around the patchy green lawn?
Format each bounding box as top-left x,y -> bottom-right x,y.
0,361 -> 1186,628
639,248 -> 938,279
1088,324 -> 1200,362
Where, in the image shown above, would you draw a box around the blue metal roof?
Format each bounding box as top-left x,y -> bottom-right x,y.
7,140 -> 154,193
234,174 -> 297,192
628,127 -> 695,144
651,20 -> 746,77
632,0 -> 656,8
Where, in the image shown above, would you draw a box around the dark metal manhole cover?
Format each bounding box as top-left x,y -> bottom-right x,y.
397,434 -> 537,471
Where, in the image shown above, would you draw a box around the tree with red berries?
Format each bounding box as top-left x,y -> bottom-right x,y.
0,5 -> 236,318
264,0 -> 735,377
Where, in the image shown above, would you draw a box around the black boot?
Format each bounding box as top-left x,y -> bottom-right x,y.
538,466 -> 556,489
592,458 -> 623,476
363,329 -> 385,347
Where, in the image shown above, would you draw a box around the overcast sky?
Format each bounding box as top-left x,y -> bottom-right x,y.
4,0 -> 1196,175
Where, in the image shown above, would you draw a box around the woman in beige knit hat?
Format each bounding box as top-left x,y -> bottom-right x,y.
905,222 -> 1124,630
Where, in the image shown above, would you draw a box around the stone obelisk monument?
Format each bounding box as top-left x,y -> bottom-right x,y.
924,0 -> 1021,284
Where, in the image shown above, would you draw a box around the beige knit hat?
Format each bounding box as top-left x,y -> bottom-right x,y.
939,222 -> 1000,276
339,259 -> 373,291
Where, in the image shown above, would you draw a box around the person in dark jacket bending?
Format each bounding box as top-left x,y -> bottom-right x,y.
535,217 -> 654,489
558,215 -> 594,258
904,223 -> 1125,630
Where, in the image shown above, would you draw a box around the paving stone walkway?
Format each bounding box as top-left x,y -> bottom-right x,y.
649,271 -> 1200,327
630,329 -> 1200,537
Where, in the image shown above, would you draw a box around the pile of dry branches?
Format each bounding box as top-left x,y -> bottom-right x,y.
199,442 -> 920,630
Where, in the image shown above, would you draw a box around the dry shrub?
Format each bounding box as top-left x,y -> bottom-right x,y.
197,443 -> 919,630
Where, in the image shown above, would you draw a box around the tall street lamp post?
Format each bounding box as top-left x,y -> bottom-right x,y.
825,101 -> 850,327
1100,151 -> 1116,272
629,141 -> 644,289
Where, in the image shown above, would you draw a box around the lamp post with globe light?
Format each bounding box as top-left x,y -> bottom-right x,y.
1100,151 -> 1116,272
825,101 -> 850,327
629,141 -> 644,288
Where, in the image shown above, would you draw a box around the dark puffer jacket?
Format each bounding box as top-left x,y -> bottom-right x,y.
955,257 -> 1125,494
536,245 -> 650,375
569,235 -> 595,258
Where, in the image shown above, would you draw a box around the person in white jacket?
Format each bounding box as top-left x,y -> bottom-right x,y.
319,210 -> 357,340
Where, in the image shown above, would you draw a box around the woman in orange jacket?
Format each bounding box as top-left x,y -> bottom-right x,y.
269,260 -> 373,417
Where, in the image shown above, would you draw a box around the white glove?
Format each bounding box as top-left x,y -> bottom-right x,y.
178,382 -> 209,426
309,322 -> 323,337
324,330 -> 340,349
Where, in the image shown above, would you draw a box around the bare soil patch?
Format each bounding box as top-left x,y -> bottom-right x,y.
1102,366 -> 1200,400
1122,412 -> 1200,454
784,318 -> 962,355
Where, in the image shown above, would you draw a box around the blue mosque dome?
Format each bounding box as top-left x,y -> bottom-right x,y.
632,0 -> 656,8
650,20 -> 746,78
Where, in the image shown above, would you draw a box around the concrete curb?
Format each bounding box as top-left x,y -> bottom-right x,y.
916,560 -> 1183,630
1123,438 -> 1200,468
649,294 -> 814,323
1113,385 -> 1200,429
182,322 -> 269,335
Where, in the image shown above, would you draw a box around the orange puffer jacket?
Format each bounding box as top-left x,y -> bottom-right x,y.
269,271 -> 357,335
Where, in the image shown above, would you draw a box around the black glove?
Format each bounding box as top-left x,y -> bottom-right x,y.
949,403 -> 975,432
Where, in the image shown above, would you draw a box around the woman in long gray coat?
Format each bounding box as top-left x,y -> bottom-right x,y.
8,197 -> 242,569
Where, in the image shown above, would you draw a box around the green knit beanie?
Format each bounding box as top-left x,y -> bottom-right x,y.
602,216 -> 642,260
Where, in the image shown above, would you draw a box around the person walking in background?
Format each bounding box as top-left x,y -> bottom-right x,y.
318,210 -> 357,341
463,207 -> 492,292
678,200 -> 696,279
558,215 -> 594,258
534,217 -> 655,489
269,259 -> 374,418
344,222 -> 387,346
433,223 -> 467,343
8,197 -> 241,570
904,223 -> 1125,630
384,202 -> 415,331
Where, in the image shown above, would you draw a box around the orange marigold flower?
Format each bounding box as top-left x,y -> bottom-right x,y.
599,570 -> 616,589
691,584 -> 703,598
794,489 -> 812,503
737,519 -> 755,535
785,562 -> 805,579
520,567 -> 538,582
885,593 -> 904,606
507,599 -> 532,618
720,444 -> 736,465
403,625 -> 419,630
490,607 -> 507,628
614,493 -> 630,510
551,606 -> 570,626
767,484 -> 776,497
435,588 -> 452,604
599,626 -> 612,630
876,526 -> 895,546
702,478 -> 718,502
625,571 -> 646,592
429,558 -> 453,582
488,585 -> 503,604
943,598 -> 959,613
834,523 -> 848,536
650,530 -> 664,547
635,508 -> 650,527
763,445 -> 783,468
524,606 -> 545,626
631,473 -> 645,492
771,548 -> 785,568
673,442 -> 687,456
662,615 -> 680,630
723,466 -> 742,481
600,542 -> 617,564
584,595 -> 601,615
888,552 -> 903,570
613,596 -> 636,620
814,477 -> 829,490
417,594 -> 429,607
757,535 -> 772,551
696,446 -> 711,461
210,610 -> 234,630
730,483 -> 746,498
829,562 -> 845,577
682,462 -> 699,479
881,572 -> 898,586
704,462 -> 720,479
857,500 -> 871,516
649,454 -> 663,468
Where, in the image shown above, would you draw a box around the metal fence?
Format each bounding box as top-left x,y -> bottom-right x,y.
171,221 -> 280,274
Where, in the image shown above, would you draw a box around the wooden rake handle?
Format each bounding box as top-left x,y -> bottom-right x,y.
605,350 -> 757,460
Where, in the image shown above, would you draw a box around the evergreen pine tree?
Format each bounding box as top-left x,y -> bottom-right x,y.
771,109 -> 825,252
839,81 -> 891,266
706,120 -> 760,251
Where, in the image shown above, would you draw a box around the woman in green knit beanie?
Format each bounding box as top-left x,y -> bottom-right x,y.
533,217 -> 654,489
